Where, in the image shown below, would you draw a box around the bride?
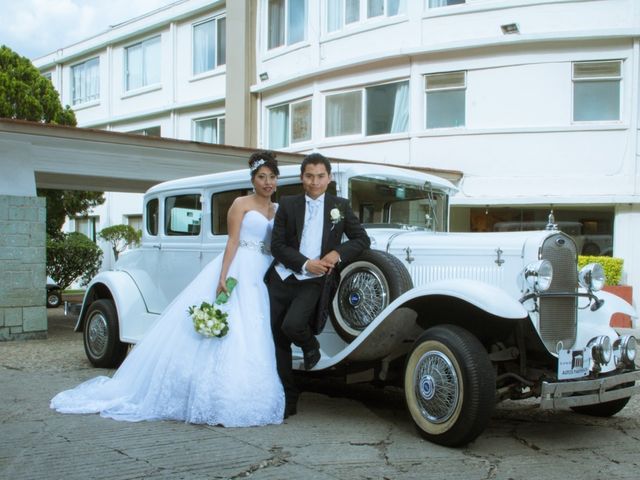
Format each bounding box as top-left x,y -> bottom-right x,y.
50,151 -> 285,427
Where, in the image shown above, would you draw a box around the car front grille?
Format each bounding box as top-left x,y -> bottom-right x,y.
539,233 -> 578,351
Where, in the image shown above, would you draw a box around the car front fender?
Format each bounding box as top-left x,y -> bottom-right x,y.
311,279 -> 528,370
76,271 -> 151,342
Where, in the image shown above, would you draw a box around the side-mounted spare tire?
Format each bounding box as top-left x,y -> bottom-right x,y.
330,249 -> 413,342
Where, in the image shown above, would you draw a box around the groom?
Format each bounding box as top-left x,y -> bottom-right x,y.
267,153 -> 370,418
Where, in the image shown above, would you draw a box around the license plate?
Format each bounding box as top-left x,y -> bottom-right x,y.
558,348 -> 591,380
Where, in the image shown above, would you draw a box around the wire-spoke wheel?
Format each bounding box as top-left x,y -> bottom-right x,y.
331,250 -> 412,341
83,299 -> 128,368
404,325 -> 495,447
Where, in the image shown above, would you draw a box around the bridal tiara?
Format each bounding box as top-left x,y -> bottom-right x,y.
250,158 -> 266,171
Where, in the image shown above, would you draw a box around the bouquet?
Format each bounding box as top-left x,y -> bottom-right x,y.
188,277 -> 237,338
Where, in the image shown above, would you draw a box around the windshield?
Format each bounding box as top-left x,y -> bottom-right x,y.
348,175 -> 448,232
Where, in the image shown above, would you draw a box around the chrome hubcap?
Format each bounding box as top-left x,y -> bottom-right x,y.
87,312 -> 108,357
337,266 -> 388,332
414,351 -> 459,423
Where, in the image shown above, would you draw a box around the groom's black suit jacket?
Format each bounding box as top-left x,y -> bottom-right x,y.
269,192 -> 370,276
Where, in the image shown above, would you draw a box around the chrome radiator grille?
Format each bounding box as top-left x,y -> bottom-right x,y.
539,233 -> 578,350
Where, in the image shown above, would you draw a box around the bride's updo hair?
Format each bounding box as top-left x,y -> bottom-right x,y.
248,150 -> 279,178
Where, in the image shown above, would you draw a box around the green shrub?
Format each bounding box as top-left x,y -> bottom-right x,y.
578,256 -> 623,286
47,232 -> 103,291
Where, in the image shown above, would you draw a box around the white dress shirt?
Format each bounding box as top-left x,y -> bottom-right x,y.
276,194 -> 325,280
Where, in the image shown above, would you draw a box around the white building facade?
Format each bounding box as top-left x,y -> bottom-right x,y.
36,0 -> 640,303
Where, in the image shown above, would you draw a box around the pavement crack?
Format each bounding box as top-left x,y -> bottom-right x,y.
228,449 -> 289,479
462,449 -> 500,479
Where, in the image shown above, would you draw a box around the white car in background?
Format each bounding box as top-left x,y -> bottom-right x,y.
76,162 -> 639,447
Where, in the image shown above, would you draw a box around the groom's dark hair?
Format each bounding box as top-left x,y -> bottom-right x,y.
301,153 -> 331,175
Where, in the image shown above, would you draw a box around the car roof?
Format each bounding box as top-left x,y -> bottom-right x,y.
145,162 -> 458,196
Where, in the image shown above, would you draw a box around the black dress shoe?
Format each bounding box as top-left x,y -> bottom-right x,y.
303,347 -> 321,370
284,403 -> 298,419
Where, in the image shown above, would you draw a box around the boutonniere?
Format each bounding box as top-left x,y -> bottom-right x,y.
329,207 -> 344,230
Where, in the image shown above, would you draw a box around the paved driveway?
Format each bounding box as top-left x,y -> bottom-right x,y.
1,311 -> 639,479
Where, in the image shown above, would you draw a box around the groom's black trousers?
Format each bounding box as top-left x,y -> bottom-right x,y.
267,268 -> 322,405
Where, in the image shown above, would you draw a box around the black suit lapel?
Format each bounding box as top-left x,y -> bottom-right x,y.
321,194 -> 333,254
294,194 -> 306,245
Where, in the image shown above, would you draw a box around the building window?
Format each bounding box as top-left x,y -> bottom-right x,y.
325,80 -> 408,137
327,0 -> 405,32
267,0 -> 307,50
193,17 -> 226,75
573,60 -> 621,122
268,98 -> 312,148
71,57 -> 99,105
129,126 -> 161,137
125,36 -> 161,91
126,215 -> 143,235
427,0 -> 465,8
195,117 -> 225,144
75,216 -> 98,242
43,72 -> 52,81
425,71 -> 466,129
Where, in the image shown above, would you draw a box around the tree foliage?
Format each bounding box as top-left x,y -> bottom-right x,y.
37,189 -> 105,239
0,45 -> 105,238
0,45 -> 76,125
98,224 -> 142,261
46,232 -> 103,291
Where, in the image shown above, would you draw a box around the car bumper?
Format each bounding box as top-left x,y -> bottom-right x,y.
540,370 -> 640,409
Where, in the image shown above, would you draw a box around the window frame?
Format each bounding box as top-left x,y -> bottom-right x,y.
192,15 -> 226,77
324,79 -> 409,139
124,35 -> 161,92
266,0 -> 308,51
193,115 -> 226,144
267,97 -> 312,148
572,60 -> 622,123
424,70 -> 467,130
71,57 -> 100,106
326,0 -> 406,34
426,0 -> 465,9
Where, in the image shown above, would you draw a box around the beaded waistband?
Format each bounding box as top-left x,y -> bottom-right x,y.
239,240 -> 271,255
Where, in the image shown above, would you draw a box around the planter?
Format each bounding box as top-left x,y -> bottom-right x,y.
602,285 -> 633,328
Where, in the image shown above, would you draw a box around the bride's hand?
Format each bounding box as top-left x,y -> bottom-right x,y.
216,278 -> 229,296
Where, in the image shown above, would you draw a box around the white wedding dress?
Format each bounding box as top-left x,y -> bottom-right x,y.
51,210 -> 285,427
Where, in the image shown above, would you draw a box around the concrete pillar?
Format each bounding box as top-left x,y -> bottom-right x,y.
225,0 -> 256,148
0,195 -> 47,341
613,204 -> 640,313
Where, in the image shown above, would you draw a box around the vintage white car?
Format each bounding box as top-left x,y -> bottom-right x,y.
77,162 -> 639,446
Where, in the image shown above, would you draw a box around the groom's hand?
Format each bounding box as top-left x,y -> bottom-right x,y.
305,259 -> 330,276
320,251 -> 341,273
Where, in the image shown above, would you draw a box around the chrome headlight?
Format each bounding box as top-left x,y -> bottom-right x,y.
520,260 -> 553,292
578,263 -> 605,292
619,335 -> 637,366
589,336 -> 612,365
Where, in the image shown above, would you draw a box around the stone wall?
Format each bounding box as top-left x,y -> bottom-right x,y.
0,195 -> 47,341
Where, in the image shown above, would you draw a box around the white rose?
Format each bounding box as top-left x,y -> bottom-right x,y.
330,208 -> 341,221
206,320 -> 214,327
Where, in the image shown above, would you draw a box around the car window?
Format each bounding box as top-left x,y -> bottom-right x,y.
211,189 -> 250,235
165,194 -> 202,236
146,198 -> 159,236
